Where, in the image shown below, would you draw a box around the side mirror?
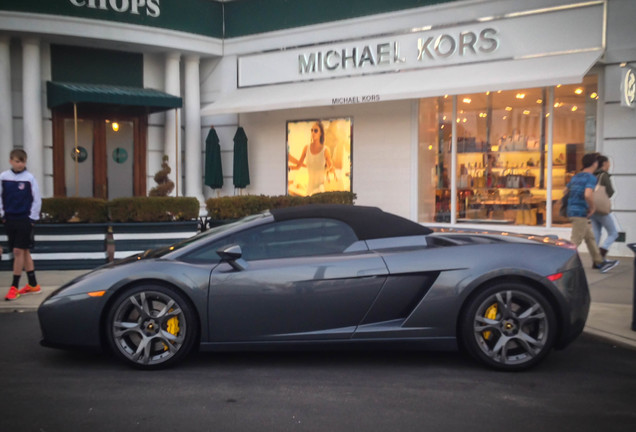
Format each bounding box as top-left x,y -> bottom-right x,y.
217,244 -> 247,271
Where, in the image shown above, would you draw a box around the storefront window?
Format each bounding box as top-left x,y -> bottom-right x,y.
418,76 -> 598,227
551,76 -> 599,225
418,96 -> 452,222
456,88 -> 547,226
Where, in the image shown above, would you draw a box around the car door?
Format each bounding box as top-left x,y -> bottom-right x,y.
205,218 -> 388,342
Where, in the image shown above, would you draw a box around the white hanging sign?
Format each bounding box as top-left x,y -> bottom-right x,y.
620,67 -> 636,108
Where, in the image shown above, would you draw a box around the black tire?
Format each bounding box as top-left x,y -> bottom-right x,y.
105,284 -> 197,370
460,282 -> 557,371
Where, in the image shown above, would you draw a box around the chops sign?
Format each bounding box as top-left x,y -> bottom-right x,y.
69,0 -> 161,18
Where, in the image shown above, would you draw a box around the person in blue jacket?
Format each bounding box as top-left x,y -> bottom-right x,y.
0,149 -> 42,301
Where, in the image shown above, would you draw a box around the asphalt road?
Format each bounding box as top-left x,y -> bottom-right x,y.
1,312 -> 635,432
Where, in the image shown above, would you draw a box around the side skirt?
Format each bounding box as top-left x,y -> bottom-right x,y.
199,337 -> 458,352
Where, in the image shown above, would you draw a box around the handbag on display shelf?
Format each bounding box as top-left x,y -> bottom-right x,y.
505,174 -> 525,188
514,207 -> 537,225
593,184 -> 611,215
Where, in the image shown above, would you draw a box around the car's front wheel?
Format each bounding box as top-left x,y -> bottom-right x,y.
105,284 -> 197,369
460,282 -> 556,371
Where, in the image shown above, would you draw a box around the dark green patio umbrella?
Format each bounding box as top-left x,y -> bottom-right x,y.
233,127 -> 250,189
204,127 -> 223,190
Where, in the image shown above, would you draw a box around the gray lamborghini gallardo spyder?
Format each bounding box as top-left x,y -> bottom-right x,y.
38,205 -> 589,371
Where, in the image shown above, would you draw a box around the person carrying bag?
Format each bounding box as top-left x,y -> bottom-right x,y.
591,155 -> 620,258
564,153 -> 618,273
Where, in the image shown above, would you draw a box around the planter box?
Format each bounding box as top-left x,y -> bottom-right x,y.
0,223 -> 109,271
111,221 -> 199,259
0,221 -> 199,270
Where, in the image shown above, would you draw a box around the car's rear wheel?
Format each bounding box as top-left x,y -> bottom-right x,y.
460,282 -> 556,371
106,284 -> 197,369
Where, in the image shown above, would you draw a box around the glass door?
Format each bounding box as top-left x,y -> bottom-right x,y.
106,120 -> 134,199
63,118 -> 94,197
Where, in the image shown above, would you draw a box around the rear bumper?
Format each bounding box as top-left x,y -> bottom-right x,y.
553,259 -> 590,349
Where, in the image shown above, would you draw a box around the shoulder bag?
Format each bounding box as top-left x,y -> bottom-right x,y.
593,183 -> 611,215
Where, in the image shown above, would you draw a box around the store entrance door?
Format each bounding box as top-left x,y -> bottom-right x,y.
53,113 -> 147,198
105,120 -> 134,199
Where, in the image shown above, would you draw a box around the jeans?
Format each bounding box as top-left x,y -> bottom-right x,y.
590,212 -> 620,251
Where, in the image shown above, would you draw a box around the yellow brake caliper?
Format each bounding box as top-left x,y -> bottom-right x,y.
483,303 -> 498,340
164,311 -> 180,351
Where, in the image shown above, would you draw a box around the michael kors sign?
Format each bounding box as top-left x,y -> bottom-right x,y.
240,25 -> 502,87
297,29 -> 498,75
237,3 -> 604,88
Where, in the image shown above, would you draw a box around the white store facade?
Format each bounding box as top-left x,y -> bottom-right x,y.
1,0 -> 636,256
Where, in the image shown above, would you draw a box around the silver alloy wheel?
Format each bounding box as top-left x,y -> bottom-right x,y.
472,289 -> 550,367
110,290 -> 188,367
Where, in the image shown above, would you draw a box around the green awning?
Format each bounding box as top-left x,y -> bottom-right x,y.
46,81 -> 182,114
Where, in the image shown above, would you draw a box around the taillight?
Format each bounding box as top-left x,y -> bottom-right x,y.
555,240 -> 577,249
547,273 -> 563,282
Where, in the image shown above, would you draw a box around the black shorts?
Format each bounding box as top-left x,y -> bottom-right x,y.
5,218 -> 35,250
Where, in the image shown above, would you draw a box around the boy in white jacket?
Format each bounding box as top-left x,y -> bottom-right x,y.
0,149 -> 42,301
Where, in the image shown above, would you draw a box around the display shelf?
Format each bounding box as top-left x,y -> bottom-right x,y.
457,150 -> 541,155
438,141 -> 572,226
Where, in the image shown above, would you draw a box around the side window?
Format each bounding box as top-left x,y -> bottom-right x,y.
183,218 -> 358,263
254,218 -> 358,260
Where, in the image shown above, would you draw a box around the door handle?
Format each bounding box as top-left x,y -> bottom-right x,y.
356,269 -> 387,277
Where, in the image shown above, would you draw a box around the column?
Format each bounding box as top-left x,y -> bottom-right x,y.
201,55 -> 240,199
184,55 -> 203,201
0,37 -> 12,168
22,37 -> 44,189
164,52 -> 181,196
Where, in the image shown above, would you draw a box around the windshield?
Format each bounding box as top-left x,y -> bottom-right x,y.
140,213 -> 270,259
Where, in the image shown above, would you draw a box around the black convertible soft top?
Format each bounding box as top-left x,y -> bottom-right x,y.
270,204 -> 432,240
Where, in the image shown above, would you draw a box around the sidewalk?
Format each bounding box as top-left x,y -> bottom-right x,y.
579,254 -> 636,349
1,255 -> 634,349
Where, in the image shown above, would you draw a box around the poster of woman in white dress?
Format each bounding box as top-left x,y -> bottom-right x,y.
287,118 -> 352,197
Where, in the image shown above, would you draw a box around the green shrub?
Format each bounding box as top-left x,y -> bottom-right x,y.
109,197 -> 200,222
39,192 -> 354,224
307,191 -> 357,205
41,197 -> 108,223
39,196 -> 199,223
206,192 -> 356,220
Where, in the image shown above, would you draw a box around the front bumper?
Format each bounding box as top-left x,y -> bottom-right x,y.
38,292 -> 105,350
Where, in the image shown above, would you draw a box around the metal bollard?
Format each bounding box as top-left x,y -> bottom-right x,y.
629,243 -> 636,331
